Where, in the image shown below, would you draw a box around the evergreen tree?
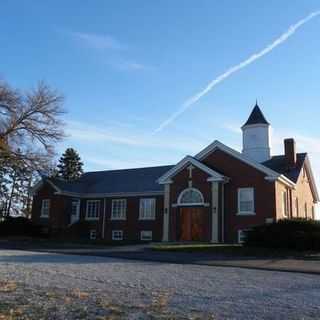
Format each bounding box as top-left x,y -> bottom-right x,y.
57,148 -> 83,180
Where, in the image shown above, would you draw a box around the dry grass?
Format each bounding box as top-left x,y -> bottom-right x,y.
70,288 -> 89,300
0,282 -> 17,293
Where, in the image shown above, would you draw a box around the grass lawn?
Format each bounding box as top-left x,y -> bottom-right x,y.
151,243 -> 318,258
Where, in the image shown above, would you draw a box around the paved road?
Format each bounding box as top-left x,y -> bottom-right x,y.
0,250 -> 320,319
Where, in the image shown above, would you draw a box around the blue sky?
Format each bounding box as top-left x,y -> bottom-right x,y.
1,1 -> 320,189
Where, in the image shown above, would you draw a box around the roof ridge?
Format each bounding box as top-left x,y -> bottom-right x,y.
82,164 -> 174,175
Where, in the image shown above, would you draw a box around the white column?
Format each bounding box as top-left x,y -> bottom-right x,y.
211,181 -> 219,243
162,184 -> 170,242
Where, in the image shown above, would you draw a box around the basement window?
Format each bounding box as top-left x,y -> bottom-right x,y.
140,230 -> 152,241
112,230 -> 123,241
238,229 -> 249,244
90,229 -> 97,240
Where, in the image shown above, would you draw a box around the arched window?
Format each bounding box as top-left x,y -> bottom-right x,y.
178,188 -> 204,205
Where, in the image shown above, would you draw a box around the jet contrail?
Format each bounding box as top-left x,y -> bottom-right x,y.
154,10 -> 320,133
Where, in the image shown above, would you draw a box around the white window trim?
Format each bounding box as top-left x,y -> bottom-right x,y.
40,199 -> 50,218
85,200 -> 100,220
90,229 -> 97,240
238,229 -> 249,244
139,198 -> 156,220
140,230 -> 153,241
237,188 -> 255,215
112,230 -> 123,241
111,199 -> 127,220
282,191 -> 288,218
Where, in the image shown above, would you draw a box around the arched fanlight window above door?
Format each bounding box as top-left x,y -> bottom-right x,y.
178,188 -> 204,206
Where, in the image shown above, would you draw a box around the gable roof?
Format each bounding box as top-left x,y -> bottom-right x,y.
158,156 -> 228,184
40,165 -> 173,197
263,153 -> 319,202
242,104 -> 269,127
195,140 -> 296,188
262,153 -> 307,183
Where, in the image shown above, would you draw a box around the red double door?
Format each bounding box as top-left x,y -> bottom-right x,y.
179,207 -> 206,241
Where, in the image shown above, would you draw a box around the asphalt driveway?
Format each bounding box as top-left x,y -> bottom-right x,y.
0,249 -> 320,319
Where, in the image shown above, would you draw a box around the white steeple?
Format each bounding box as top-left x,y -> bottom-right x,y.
241,102 -> 271,163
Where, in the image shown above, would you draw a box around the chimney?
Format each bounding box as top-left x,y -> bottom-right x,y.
284,138 -> 296,168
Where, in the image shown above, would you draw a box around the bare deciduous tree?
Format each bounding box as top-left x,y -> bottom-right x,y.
0,80 -> 65,169
0,80 -> 65,216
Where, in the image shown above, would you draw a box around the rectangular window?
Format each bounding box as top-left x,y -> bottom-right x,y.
86,200 -> 100,220
237,188 -> 255,215
140,230 -> 153,241
295,198 -> 299,217
40,199 -> 50,218
112,230 -> 123,241
90,229 -> 97,240
238,229 -> 248,244
282,191 -> 288,217
139,198 -> 156,220
111,199 -> 127,220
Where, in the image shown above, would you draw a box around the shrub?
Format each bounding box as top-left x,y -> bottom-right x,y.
0,217 -> 43,237
245,218 -> 320,251
64,221 -> 93,240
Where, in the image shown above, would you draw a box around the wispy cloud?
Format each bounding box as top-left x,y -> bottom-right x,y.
68,31 -> 126,50
154,10 -> 320,133
66,30 -> 149,71
66,120 -> 206,154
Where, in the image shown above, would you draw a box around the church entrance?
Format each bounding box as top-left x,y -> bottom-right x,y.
179,207 -> 206,241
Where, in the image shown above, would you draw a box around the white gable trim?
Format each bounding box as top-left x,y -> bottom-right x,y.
31,178 -> 61,195
304,156 -> 319,202
195,140 -> 296,189
157,155 -> 227,185
195,140 -> 278,176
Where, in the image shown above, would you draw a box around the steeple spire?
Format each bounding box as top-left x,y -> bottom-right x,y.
241,101 -> 271,162
242,102 -> 269,127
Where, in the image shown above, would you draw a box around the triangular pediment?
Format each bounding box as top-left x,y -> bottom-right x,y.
157,155 -> 227,184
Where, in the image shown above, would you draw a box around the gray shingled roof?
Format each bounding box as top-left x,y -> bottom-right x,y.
243,104 -> 269,126
46,153 -> 307,196
48,165 -> 174,195
262,153 -> 307,183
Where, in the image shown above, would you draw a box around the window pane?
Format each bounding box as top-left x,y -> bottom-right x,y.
140,199 -> 156,219
112,199 -> 126,219
238,189 -> 254,213
179,188 -> 203,204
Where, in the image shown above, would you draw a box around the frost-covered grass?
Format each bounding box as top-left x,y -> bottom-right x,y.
0,250 -> 320,319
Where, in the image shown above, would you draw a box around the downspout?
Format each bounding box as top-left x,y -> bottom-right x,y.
221,183 -> 225,243
102,198 -> 106,240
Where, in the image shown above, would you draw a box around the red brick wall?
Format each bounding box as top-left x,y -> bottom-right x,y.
103,195 -> 164,242
32,182 -> 70,230
32,182 -> 164,241
201,149 -> 277,242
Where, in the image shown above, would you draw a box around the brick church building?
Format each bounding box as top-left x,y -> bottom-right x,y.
32,104 -> 319,243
